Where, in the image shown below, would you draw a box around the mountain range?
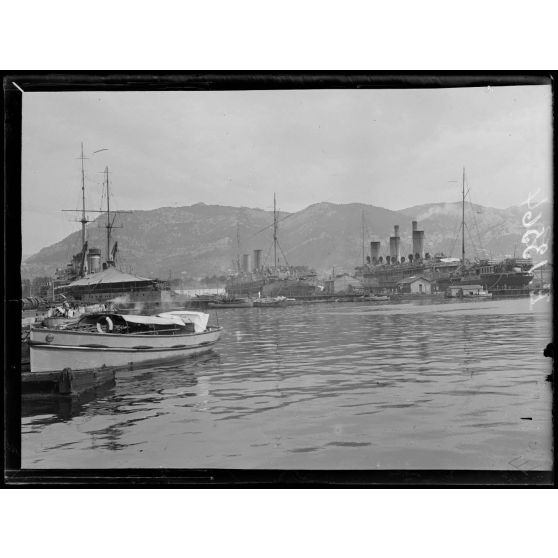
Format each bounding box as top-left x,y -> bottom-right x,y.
22,200 -> 551,280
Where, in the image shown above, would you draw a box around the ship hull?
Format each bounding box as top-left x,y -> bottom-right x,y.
29,340 -> 219,373
360,263 -> 533,296
225,279 -> 267,297
226,278 -> 316,297
437,272 -> 533,296
29,326 -> 222,372
65,289 -> 174,306
261,280 -> 317,297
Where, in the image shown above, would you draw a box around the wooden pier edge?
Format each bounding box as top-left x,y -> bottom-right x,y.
22,366 -> 116,397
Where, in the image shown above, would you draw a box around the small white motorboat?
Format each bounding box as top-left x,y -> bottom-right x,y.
29,310 -> 222,373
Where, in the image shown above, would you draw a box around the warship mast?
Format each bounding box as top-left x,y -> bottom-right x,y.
461,167 -> 466,264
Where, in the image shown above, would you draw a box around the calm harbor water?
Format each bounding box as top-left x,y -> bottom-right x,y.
22,297 -> 553,470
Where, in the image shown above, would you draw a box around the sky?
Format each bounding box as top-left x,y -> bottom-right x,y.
21,85 -> 552,255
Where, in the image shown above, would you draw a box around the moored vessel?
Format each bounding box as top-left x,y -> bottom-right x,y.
53,144 -> 173,308
225,193 -> 318,298
445,284 -> 492,298
356,169 -> 534,296
207,296 -> 254,308
29,310 -> 222,373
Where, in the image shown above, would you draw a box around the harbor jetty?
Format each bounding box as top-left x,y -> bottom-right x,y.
22,366 -> 116,396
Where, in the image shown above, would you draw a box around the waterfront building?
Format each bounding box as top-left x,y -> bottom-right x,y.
396,275 -> 432,295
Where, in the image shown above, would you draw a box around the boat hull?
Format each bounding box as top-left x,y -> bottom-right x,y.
30,326 -> 221,349
29,326 -> 222,372
30,340 -> 219,373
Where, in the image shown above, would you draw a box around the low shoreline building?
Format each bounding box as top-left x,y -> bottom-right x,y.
396,275 -> 432,295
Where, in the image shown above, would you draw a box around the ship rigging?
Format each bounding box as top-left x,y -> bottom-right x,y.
225,193 -> 318,297
54,144 -> 172,307
355,168 -> 534,297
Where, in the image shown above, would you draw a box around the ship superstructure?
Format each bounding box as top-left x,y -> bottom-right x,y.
225,193 -> 318,297
53,144 -> 172,307
356,169 -> 534,296
356,220 -> 534,296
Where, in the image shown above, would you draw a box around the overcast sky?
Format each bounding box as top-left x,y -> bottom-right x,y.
21,85 -> 551,255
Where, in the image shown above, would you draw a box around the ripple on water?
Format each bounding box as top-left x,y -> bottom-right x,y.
21,298 -> 552,470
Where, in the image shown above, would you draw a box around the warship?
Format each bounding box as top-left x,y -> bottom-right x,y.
53,144 -> 173,308
225,194 -> 319,298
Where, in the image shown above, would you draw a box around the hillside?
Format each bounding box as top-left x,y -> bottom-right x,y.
399,201 -> 552,260
22,199 -> 550,280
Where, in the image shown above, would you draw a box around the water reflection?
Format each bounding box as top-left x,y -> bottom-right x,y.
22,351 -> 217,426
21,299 -> 552,469
22,382 -> 116,424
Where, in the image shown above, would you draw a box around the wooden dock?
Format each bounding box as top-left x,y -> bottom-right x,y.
22,366 -> 116,396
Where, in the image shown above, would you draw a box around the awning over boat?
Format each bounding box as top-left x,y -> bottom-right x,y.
121,314 -> 184,327
76,311 -> 209,331
158,311 -> 209,332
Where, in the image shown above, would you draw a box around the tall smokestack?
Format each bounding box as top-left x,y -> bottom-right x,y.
242,254 -> 251,273
412,220 -> 418,232
370,241 -> 381,264
253,249 -> 262,272
412,230 -> 425,259
87,247 -> 101,274
389,224 -> 401,263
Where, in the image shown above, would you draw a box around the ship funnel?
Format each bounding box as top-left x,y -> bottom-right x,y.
87,247 -> 101,274
242,254 -> 251,273
389,224 -> 401,263
370,241 -> 381,265
412,226 -> 425,259
253,249 -> 262,272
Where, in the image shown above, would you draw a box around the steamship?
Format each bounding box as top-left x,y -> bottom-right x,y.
356,170 -> 534,296
225,194 -> 319,298
356,221 -> 533,296
225,257 -> 318,298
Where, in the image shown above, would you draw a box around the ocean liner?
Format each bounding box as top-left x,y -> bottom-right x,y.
356,169 -> 534,296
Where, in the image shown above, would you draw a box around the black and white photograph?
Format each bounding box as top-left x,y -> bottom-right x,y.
7,75 -> 553,480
